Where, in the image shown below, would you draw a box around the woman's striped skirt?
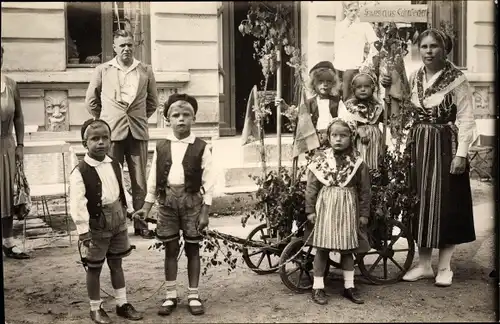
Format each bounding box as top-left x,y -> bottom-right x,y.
407,123 -> 475,248
356,124 -> 383,170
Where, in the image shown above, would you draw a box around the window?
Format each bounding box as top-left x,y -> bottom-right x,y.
410,0 -> 467,67
66,2 -> 150,67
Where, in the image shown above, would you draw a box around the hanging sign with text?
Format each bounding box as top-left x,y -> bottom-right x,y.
359,4 -> 428,23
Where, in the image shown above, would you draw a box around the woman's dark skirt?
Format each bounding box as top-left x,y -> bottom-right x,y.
407,123 -> 476,248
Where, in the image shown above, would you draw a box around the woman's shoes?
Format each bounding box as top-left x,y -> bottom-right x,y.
2,245 -> 30,259
402,266 -> 434,282
435,268 -> 453,287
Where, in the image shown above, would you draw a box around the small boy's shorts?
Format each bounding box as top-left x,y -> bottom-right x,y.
85,200 -> 132,268
86,230 -> 132,268
156,185 -> 203,244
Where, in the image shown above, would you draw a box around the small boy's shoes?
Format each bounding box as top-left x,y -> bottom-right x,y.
90,307 -> 112,324
434,268 -> 453,287
116,303 -> 143,321
311,289 -> 328,305
158,298 -> 178,316
342,288 -> 364,304
402,266 -> 435,282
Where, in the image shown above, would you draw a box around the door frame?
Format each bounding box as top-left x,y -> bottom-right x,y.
218,1 -> 301,137
218,2 -> 236,136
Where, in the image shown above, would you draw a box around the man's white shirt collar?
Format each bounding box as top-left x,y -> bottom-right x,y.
84,154 -> 113,167
108,57 -> 140,73
167,133 -> 196,144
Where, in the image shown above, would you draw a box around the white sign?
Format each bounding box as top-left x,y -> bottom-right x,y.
359,4 -> 428,23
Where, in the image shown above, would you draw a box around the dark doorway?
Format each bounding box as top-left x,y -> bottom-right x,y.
233,2 -> 298,134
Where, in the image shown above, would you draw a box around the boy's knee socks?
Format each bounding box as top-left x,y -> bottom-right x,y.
312,276 -> 324,289
162,280 -> 177,306
90,299 -> 102,311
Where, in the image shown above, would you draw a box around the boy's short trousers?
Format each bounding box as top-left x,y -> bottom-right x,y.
156,185 -> 203,244
86,229 -> 132,268
85,200 -> 132,268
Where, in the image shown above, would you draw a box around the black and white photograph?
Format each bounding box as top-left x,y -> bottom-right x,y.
0,1 -> 497,323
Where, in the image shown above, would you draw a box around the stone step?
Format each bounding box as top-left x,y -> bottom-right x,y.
241,137 -> 295,164
223,161 -> 307,188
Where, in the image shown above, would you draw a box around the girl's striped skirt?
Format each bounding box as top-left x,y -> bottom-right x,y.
356,124 -> 383,170
407,123 -> 475,248
313,186 -> 359,251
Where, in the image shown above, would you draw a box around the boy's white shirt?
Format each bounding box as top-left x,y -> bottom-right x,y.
333,17 -> 379,71
316,96 -> 334,131
144,132 -> 215,205
69,154 -> 128,235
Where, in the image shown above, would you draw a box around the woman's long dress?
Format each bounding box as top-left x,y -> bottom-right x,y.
1,76 -> 18,219
407,62 -> 477,248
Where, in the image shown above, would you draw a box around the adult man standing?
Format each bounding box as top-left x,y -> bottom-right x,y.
334,1 -> 379,100
86,29 -> 158,239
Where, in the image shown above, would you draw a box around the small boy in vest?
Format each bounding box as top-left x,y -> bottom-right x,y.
70,119 -> 143,324
134,93 -> 214,316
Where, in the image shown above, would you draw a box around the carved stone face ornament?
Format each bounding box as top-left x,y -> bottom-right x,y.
44,91 -> 69,132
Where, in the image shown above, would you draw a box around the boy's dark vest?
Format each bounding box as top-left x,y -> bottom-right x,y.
301,96 -> 340,128
75,159 -> 127,220
155,138 -> 207,200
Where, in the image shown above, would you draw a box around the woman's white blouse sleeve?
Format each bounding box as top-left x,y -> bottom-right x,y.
454,81 -> 478,158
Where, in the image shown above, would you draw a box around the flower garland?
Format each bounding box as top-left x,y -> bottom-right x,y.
310,149 -> 361,187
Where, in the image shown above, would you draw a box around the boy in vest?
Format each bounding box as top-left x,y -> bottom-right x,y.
134,93 -> 214,316
70,119 -> 143,324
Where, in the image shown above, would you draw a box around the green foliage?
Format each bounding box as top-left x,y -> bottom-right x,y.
241,164 -> 309,237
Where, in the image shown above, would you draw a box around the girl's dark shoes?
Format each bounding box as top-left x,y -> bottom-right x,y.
311,289 -> 328,305
158,298 -> 177,316
90,307 -> 112,324
2,245 -> 30,259
116,303 -> 143,320
342,288 -> 364,304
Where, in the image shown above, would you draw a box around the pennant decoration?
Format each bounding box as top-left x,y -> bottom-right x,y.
241,85 -> 262,146
292,111 -> 320,157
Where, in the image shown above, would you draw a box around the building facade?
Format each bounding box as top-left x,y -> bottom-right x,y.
1,1 -> 495,147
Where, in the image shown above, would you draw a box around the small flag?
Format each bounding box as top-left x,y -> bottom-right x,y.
292,111 -> 320,158
241,85 -> 262,146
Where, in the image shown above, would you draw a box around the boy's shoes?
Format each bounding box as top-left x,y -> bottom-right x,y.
311,289 -> 328,305
158,298 -> 178,316
187,297 -> 205,316
116,303 -> 143,321
90,307 -> 112,324
134,229 -> 155,239
342,288 -> 364,304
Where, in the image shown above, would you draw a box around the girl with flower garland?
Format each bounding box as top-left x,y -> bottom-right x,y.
304,118 -> 371,305
338,66 -> 384,170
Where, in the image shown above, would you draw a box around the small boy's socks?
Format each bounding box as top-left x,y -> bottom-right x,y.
312,276 -> 325,290
187,287 -> 201,306
162,281 -> 177,306
90,299 -> 102,311
115,287 -> 127,307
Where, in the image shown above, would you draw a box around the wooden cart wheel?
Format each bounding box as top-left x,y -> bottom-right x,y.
279,238 -> 315,293
357,218 -> 415,285
242,223 -> 281,275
